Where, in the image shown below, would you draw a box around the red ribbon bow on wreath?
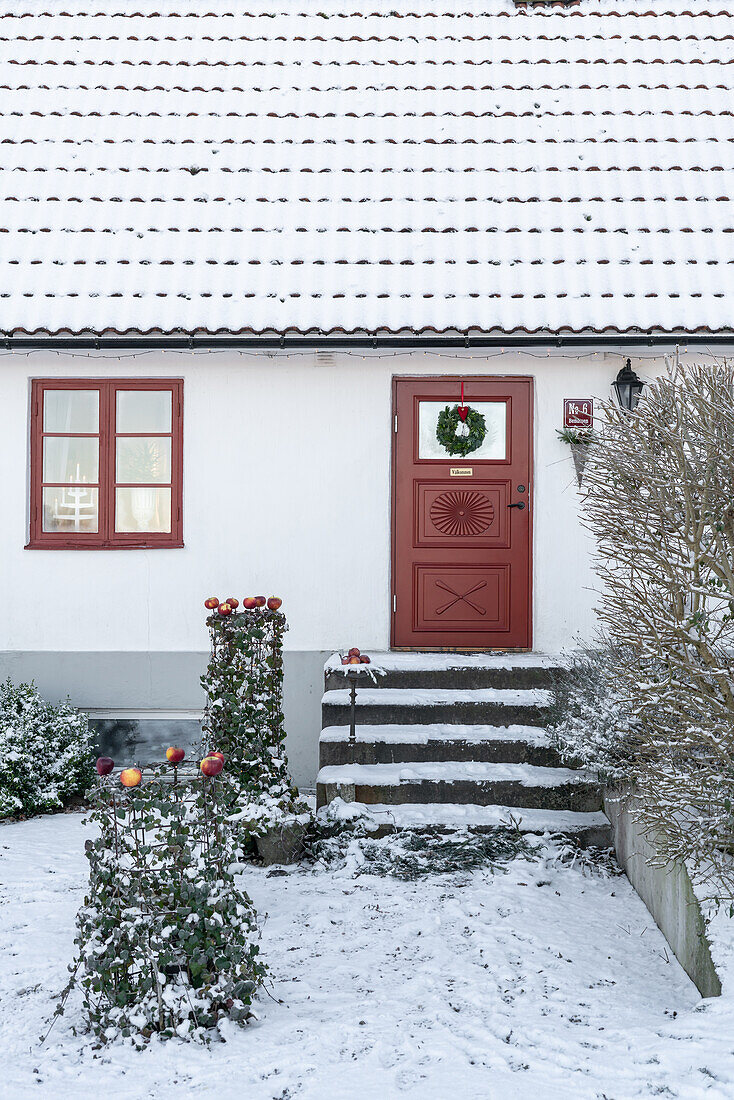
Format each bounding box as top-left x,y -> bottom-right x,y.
458,381 -> 468,421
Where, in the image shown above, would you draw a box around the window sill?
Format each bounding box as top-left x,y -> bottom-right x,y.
25,540 -> 185,551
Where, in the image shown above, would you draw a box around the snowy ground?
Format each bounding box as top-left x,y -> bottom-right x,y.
2,814 -> 734,1100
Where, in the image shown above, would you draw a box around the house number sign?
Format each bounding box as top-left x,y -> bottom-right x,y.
563,399 -> 594,429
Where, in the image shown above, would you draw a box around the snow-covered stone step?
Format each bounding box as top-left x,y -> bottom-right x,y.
322,686 -> 553,727
316,761 -> 602,813
324,652 -> 562,691
319,723 -> 562,767
336,801 -> 611,848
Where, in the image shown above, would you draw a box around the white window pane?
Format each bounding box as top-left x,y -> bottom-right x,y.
43,390 -> 99,433
43,436 -> 99,483
115,487 -> 171,533
116,437 -> 171,484
418,401 -> 507,460
43,486 -> 98,533
117,390 -> 171,434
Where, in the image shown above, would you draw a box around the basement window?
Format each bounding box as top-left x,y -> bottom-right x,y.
27,378 -> 183,549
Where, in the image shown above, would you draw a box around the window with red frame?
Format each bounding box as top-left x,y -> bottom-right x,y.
28,379 -> 183,549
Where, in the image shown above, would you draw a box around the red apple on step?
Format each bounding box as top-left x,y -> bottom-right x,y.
348,647 -> 361,658
360,655 -> 371,664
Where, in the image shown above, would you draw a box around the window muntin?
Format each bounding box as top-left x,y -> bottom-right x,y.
29,379 -> 183,549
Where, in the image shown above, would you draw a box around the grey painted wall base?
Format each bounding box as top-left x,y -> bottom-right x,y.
0,650 -> 329,788
604,790 -> 722,999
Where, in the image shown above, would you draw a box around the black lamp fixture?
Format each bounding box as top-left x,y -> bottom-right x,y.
612,358 -> 645,412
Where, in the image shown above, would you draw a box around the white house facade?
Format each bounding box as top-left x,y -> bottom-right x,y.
0,2 -> 732,785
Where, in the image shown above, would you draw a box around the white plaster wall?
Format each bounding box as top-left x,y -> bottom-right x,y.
0,346 -> 682,655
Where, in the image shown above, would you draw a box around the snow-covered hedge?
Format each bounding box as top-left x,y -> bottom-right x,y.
0,679 -> 93,819
556,360 -> 734,900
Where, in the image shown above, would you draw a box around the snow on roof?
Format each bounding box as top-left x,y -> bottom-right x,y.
1,1 -> 733,338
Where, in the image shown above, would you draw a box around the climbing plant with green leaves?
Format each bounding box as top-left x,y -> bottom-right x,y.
69,763 -> 265,1046
200,606 -> 307,839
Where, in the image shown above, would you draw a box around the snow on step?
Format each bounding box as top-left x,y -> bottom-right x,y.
342,802 -> 610,835
320,723 -> 552,746
322,688 -> 552,707
316,761 -> 594,788
324,652 -> 559,672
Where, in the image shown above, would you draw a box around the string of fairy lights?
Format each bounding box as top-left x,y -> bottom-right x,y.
0,343 -> 725,369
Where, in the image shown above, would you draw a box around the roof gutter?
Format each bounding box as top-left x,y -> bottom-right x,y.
2,333 -> 733,351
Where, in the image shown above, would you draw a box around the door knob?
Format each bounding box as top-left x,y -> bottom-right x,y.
508,502 -> 526,510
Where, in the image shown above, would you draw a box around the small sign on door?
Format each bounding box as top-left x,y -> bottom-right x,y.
563,399 -> 594,429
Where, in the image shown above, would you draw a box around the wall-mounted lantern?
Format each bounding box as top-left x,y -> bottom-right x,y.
612,358 -> 645,412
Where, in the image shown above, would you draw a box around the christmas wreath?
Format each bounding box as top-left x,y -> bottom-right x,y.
436,404 -> 487,457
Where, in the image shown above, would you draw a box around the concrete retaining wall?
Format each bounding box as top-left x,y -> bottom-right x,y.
604,791 -> 722,999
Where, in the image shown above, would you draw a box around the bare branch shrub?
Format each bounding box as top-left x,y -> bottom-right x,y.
574,361 -> 734,896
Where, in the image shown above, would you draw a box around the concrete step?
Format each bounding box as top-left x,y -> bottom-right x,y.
324,652 -> 562,692
319,723 -> 563,767
322,686 -> 553,728
333,802 -> 612,849
316,761 -> 602,813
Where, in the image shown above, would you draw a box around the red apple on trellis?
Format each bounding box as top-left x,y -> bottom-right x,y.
166,746 -> 185,764
96,756 -> 114,776
204,596 -> 219,610
267,597 -> 282,611
218,602 -> 233,617
120,767 -> 143,788
200,755 -> 224,777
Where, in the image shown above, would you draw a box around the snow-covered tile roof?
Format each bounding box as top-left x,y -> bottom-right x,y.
2,1 -> 733,338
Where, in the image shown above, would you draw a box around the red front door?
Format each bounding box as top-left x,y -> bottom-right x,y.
391,377 -> 533,650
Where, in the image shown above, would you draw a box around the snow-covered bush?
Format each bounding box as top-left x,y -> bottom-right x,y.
307,798 -> 538,878
201,605 -> 310,848
0,679 -> 93,819
549,646 -> 641,787
566,360 -> 734,897
73,764 -> 265,1046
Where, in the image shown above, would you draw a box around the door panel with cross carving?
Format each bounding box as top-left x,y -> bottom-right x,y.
392,378 -> 533,649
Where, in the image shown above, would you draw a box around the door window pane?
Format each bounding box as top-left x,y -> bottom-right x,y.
43,390 -> 99,434
116,437 -> 171,484
42,486 -> 98,533
43,436 -> 99,483
115,487 -> 172,533
418,401 -> 507,460
117,390 -> 172,434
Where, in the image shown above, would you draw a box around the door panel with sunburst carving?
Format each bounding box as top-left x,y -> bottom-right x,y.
392,377 -> 533,649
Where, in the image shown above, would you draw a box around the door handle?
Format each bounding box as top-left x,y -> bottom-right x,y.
508,502 -> 526,510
